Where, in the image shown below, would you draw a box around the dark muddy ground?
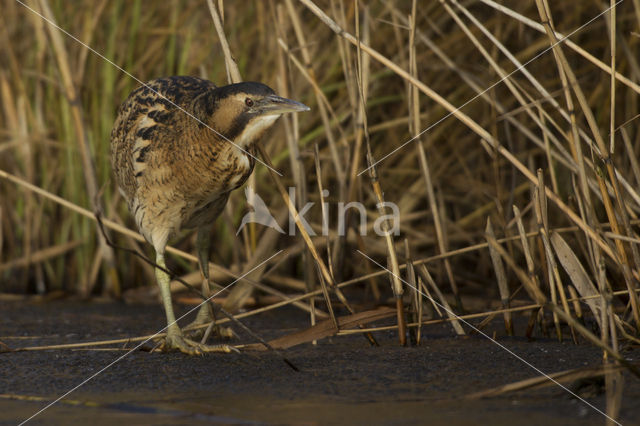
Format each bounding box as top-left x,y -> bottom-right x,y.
1,299 -> 639,425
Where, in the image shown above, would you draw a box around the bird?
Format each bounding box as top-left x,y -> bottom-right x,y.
110,76 -> 309,354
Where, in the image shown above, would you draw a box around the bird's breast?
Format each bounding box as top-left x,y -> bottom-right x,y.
182,143 -> 254,205
217,146 -> 255,191
177,145 -> 254,229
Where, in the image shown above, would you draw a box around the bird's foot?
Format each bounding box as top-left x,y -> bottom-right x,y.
159,332 -> 237,355
184,305 -> 235,341
185,322 -> 235,342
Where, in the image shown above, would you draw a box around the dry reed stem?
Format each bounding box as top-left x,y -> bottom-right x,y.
620,129 -> 640,187
275,38 -> 339,126
312,144 -> 334,332
550,230 -> 604,326
566,285 -> 584,322
207,0 -> 249,307
534,179 -> 562,339
480,0 -> 640,95
349,2 -> 405,345
467,363 -> 628,399
243,306 -> 394,351
485,218 -> 513,335
537,2 -> 598,289
206,0 -> 241,84
273,20 -> 348,298
409,1 -> 460,310
512,205 -> 542,295
337,3 -> 366,286
363,127 -> 406,337
535,0 -> 640,326
416,264 -> 464,335
606,3 -> 624,419
539,171 -> 574,337
404,238 -> 422,345
0,240 -> 82,273
274,4 -> 320,331
485,229 -> 546,305
256,144 -> 332,286
222,222 -> 292,311
285,0 -> 345,183
0,160 -> 375,309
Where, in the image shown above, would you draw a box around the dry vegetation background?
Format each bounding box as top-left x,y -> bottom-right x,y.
1,0 -> 640,415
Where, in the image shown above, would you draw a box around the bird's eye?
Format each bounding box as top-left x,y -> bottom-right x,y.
245,98 -> 254,107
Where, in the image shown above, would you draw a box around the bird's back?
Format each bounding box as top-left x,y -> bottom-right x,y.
110,76 -> 217,202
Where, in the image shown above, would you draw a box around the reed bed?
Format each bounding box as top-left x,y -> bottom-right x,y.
1,0 -> 640,421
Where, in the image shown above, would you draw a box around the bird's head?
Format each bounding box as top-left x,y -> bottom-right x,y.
204,82 -> 309,147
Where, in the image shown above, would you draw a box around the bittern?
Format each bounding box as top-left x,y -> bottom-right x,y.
111,76 -> 309,354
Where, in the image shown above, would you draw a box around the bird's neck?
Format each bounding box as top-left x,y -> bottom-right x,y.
235,114 -> 281,148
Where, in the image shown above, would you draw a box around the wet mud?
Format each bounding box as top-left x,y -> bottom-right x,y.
1,300 -> 639,425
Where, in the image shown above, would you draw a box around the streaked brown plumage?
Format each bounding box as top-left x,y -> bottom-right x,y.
111,76 -> 308,354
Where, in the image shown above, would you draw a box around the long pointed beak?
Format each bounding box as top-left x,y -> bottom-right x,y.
259,94 -> 310,115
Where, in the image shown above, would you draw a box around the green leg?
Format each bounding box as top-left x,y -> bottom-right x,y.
155,249 -> 232,355
194,227 -> 213,323
183,228 -> 214,338
185,227 -> 235,341
155,251 -> 181,337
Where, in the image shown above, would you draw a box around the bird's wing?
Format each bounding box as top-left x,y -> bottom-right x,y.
110,77 -> 219,203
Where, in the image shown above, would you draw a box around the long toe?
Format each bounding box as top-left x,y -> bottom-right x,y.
163,333 -> 236,355
183,337 -> 237,354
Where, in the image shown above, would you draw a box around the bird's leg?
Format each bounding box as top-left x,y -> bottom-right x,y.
184,228 -> 234,341
194,227 -> 214,324
155,251 -> 181,338
155,250 -> 233,355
